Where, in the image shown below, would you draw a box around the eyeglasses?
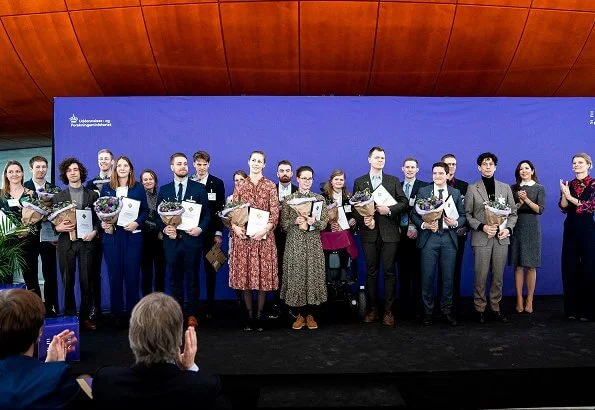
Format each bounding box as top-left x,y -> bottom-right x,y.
299,177 -> 313,181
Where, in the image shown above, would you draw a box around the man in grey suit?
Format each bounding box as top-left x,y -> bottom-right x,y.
352,147 -> 408,326
465,152 -> 517,323
411,162 -> 466,326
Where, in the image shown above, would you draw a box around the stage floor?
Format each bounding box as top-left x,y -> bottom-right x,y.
70,296 -> 595,408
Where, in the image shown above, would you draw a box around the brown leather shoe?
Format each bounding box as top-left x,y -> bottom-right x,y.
187,316 -> 199,328
83,319 -> 97,330
382,311 -> 395,326
362,308 -> 378,323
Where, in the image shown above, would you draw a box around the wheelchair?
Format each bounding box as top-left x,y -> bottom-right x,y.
322,231 -> 367,320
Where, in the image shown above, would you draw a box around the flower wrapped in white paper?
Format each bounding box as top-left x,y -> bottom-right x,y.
94,196 -> 123,235
483,197 -> 511,229
21,199 -> 50,228
286,196 -> 317,231
157,201 -> 185,239
414,196 -> 445,223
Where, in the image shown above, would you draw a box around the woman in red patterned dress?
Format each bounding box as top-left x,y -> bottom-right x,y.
229,151 -> 279,331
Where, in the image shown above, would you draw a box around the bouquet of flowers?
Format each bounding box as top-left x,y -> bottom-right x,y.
218,200 -> 250,229
48,201 -> 77,241
36,186 -> 61,206
483,197 -> 511,229
21,197 -> 50,228
414,196 -> 445,223
349,189 -> 375,217
157,201 -> 185,239
286,194 -> 317,231
94,196 -> 123,235
325,198 -> 341,227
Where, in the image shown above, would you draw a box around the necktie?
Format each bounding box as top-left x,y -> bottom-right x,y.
400,183 -> 411,227
438,189 -> 444,230
372,176 -> 380,190
177,183 -> 183,202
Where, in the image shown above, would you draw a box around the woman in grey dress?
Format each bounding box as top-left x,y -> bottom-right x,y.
280,166 -> 328,330
510,160 -> 545,314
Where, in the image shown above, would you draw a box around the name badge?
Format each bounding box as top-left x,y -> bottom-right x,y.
409,197 -> 416,207
343,205 -> 352,213
208,192 -> 217,201
7,199 -> 20,207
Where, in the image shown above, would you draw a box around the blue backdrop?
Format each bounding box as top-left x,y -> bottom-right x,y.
54,96 -> 593,305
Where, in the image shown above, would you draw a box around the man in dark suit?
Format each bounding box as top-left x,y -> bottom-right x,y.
270,159 -> 298,320
465,152 -> 517,323
84,148 -> 114,321
93,292 -> 224,407
24,155 -> 59,317
396,157 -> 429,320
52,157 -> 100,330
437,153 -> 470,319
352,147 -> 408,326
411,162 -> 466,327
157,153 -> 210,327
191,151 -> 225,320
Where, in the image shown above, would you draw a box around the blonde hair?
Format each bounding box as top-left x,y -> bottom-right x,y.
572,152 -> 593,170
128,293 -> 183,366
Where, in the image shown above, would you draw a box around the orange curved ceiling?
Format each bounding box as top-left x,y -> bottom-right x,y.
1,0 -> 594,147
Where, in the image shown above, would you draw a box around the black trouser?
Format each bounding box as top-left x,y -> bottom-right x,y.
39,240 -> 58,311
396,229 -> 422,319
273,228 -> 288,304
141,230 -> 166,295
437,234 -> 466,317
89,244 -> 102,312
21,235 -> 41,298
362,238 -> 398,312
202,232 -> 217,314
561,215 -> 595,319
58,241 -> 94,319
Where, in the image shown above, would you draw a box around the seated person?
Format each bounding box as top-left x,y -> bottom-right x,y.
92,292 -> 225,407
0,289 -> 82,409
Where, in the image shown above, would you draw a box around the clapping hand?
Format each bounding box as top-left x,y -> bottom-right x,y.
177,326 -> 198,370
45,330 -> 77,363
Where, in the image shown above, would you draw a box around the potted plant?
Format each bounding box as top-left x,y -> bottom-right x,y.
0,214 -> 27,285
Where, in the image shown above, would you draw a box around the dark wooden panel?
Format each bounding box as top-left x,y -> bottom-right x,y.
458,0 -> 530,6
382,0 -> 455,3
556,28 -> 595,96
369,2 -> 455,96
143,4 -> 229,95
300,1 -> 377,95
0,0 -> 66,16
498,10 -> 594,96
434,5 -> 528,96
3,13 -> 102,98
65,0 -> 140,10
69,7 -> 165,95
0,26 -> 53,130
221,2 -> 298,95
532,0 -> 595,12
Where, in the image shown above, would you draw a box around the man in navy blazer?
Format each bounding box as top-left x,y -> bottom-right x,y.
191,151 -> 225,319
157,153 -> 210,325
411,162 -> 466,326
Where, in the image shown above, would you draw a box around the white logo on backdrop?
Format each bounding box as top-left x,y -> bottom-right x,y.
590,110 -> 594,126
69,114 -> 112,128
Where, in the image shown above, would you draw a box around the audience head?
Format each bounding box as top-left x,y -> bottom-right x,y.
58,157 -> 88,185
0,289 -> 45,359
2,160 -> 24,195
128,293 -> 184,366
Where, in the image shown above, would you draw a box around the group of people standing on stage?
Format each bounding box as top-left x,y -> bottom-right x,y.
1,147 -> 593,330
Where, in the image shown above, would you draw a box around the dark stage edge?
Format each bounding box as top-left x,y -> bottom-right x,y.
71,296 -> 595,408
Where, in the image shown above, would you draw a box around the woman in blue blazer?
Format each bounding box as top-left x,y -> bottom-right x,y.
100,156 -> 148,318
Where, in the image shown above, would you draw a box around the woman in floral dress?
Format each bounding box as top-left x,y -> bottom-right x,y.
229,151 -> 278,331
281,166 -> 328,330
